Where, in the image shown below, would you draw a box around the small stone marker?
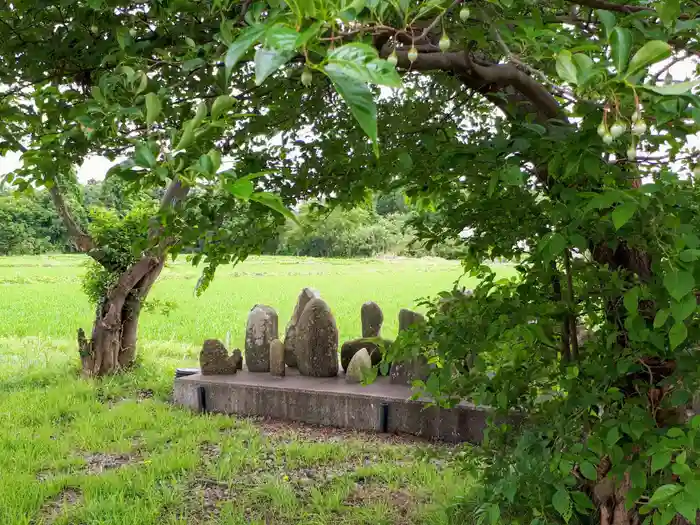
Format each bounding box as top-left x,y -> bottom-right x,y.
200,339 -> 239,375
231,348 -> 243,370
296,297 -> 339,377
284,288 -> 320,368
340,338 -> 386,372
390,309 -> 430,385
269,339 -> 285,377
360,301 -> 383,338
245,305 -> 279,372
345,348 -> 372,383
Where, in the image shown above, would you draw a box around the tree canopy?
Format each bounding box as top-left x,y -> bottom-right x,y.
2,0 -> 700,523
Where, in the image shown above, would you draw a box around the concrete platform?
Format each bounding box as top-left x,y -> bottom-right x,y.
173,368 -> 492,443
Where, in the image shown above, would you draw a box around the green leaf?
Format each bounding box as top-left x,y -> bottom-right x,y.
612,201 -> 637,229
626,41 -> 672,77
174,120 -> 196,151
692,415 -> 700,429
656,0 -> 680,27
654,309 -> 669,329
325,43 -> 402,88
610,27 -> 632,73
225,25 -> 265,73
648,484 -> 682,505
570,491 -> 595,511
573,54 -> 594,82
596,10 -> 616,37
144,93 -> 162,125
254,47 -> 294,86
651,451 -> 672,473
249,192 -> 299,224
211,95 -> 236,120
264,24 -> 299,51
663,270 -> 695,301
623,287 -> 639,314
134,142 -> 157,169
296,20 -> 323,48
630,466 -> 647,489
488,503 -> 500,525
637,80 -> 700,96
607,426 -> 621,447
225,178 -> 255,200
580,461 -> 597,481
325,71 -> 378,154
676,451 -> 687,465
192,101 -> 208,126
552,488 -> 571,522
556,51 -> 578,84
669,322 -> 688,349
182,58 -> 205,72
680,249 -> 700,262
670,294 -> 696,321
208,150 -> 221,172
674,495 -> 698,523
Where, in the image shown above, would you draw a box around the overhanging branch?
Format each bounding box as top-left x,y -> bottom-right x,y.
48,182 -> 95,254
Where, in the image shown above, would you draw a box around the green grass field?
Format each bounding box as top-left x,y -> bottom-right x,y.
0,255 -> 503,525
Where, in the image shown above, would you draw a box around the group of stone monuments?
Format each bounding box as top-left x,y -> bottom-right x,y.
199,287 -> 431,385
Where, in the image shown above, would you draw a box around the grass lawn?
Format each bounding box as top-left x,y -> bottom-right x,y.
0,255 -> 510,524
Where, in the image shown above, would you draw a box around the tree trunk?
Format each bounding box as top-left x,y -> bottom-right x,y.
78,256 -> 164,377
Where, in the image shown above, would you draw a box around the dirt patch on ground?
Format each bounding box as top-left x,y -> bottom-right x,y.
345,484 -> 419,520
252,417 -> 454,446
83,452 -> 138,474
34,487 -> 81,524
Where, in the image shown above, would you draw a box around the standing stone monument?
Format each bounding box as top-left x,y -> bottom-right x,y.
283,288 -> 320,368
269,339 -> 285,377
390,309 -> 430,385
296,298 -> 339,377
345,348 -> 372,383
360,301 -> 383,338
245,305 -> 278,372
200,339 -> 240,375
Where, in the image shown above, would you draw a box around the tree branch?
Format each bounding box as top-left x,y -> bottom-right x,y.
48,182 -> 95,254
378,44 -> 563,120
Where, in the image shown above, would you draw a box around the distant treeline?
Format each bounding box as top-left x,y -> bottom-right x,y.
0,182 -> 464,259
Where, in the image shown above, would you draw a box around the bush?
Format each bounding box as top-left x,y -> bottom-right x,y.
274,205 -> 412,258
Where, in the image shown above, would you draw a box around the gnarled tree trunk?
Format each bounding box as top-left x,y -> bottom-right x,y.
78,256 -> 165,377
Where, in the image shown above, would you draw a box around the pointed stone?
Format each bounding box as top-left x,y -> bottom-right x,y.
361,301 -> 383,338
270,339 -> 285,377
345,348 -> 372,383
296,298 -> 339,377
200,339 -> 238,375
284,288 -> 320,368
245,305 -> 278,372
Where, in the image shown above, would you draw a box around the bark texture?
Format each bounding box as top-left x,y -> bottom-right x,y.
78,256 -> 164,377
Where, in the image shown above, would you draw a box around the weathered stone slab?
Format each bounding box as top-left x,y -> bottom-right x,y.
284,288 -> 320,368
245,305 -> 279,372
296,298 -> 338,377
361,301 -> 383,338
